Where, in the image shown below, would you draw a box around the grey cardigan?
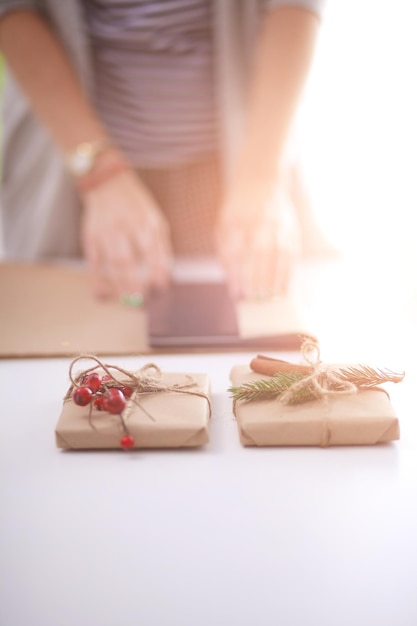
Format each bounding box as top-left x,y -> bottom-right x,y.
0,0 -> 323,259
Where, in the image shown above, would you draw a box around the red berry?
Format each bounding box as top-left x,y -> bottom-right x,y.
102,374 -> 112,382
84,372 -> 102,393
72,386 -> 93,406
93,396 -> 106,411
103,388 -> 126,414
121,385 -> 133,398
120,434 -> 135,449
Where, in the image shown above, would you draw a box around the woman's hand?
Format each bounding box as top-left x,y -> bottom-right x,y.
216,178 -> 300,300
80,168 -> 172,299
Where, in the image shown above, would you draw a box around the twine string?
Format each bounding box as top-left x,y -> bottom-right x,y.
66,355 -> 212,435
280,338 -> 358,405
279,338 -> 358,447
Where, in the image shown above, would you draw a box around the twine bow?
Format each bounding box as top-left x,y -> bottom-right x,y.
279,338 -> 358,404
68,355 -> 211,405
66,355 -> 212,445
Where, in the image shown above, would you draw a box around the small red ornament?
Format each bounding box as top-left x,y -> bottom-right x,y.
104,388 -> 126,414
121,385 -> 133,398
120,434 -> 135,449
84,372 -> 102,393
93,396 -> 106,411
72,386 -> 93,406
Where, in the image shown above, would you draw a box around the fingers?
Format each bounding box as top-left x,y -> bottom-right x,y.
84,239 -> 112,300
83,230 -> 143,300
86,227 -> 172,301
216,224 -> 246,299
244,246 -> 280,300
131,215 -> 172,290
103,232 -> 144,296
81,174 -> 173,300
217,217 -> 295,301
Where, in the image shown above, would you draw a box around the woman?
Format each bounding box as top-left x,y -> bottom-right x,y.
0,0 -> 324,299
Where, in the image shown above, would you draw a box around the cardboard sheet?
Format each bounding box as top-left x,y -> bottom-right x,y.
0,262 -> 149,358
0,262 -> 310,357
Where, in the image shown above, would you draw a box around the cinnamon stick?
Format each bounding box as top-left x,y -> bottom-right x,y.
250,354 -> 313,377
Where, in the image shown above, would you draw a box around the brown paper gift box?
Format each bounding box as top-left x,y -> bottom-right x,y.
230,366 -> 400,447
56,372 -> 210,450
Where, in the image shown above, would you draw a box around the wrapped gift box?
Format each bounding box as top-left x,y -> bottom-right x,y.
56,371 -> 211,450
230,365 -> 400,447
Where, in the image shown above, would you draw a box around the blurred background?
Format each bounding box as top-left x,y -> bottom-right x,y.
298,0 -> 417,262
289,0 -> 417,360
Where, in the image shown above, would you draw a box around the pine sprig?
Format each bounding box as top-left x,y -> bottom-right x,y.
229,371 -> 309,403
335,365 -> 404,388
229,365 -> 405,405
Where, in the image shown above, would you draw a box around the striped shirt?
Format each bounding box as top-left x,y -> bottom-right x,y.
0,0 -> 325,167
83,0 -> 218,167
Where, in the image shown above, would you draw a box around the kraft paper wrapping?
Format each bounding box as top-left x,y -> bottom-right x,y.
230,366 -> 400,447
56,372 -> 210,450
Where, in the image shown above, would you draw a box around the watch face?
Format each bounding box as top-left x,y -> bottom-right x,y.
69,144 -> 94,176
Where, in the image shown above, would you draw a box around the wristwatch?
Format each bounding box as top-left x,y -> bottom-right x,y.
67,140 -> 111,177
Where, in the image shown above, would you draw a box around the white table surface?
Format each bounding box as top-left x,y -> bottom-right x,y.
1,349 -> 417,626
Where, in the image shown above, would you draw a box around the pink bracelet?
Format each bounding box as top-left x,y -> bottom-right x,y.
76,160 -> 130,194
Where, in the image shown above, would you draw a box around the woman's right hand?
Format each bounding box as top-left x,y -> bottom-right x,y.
80,167 -> 173,300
